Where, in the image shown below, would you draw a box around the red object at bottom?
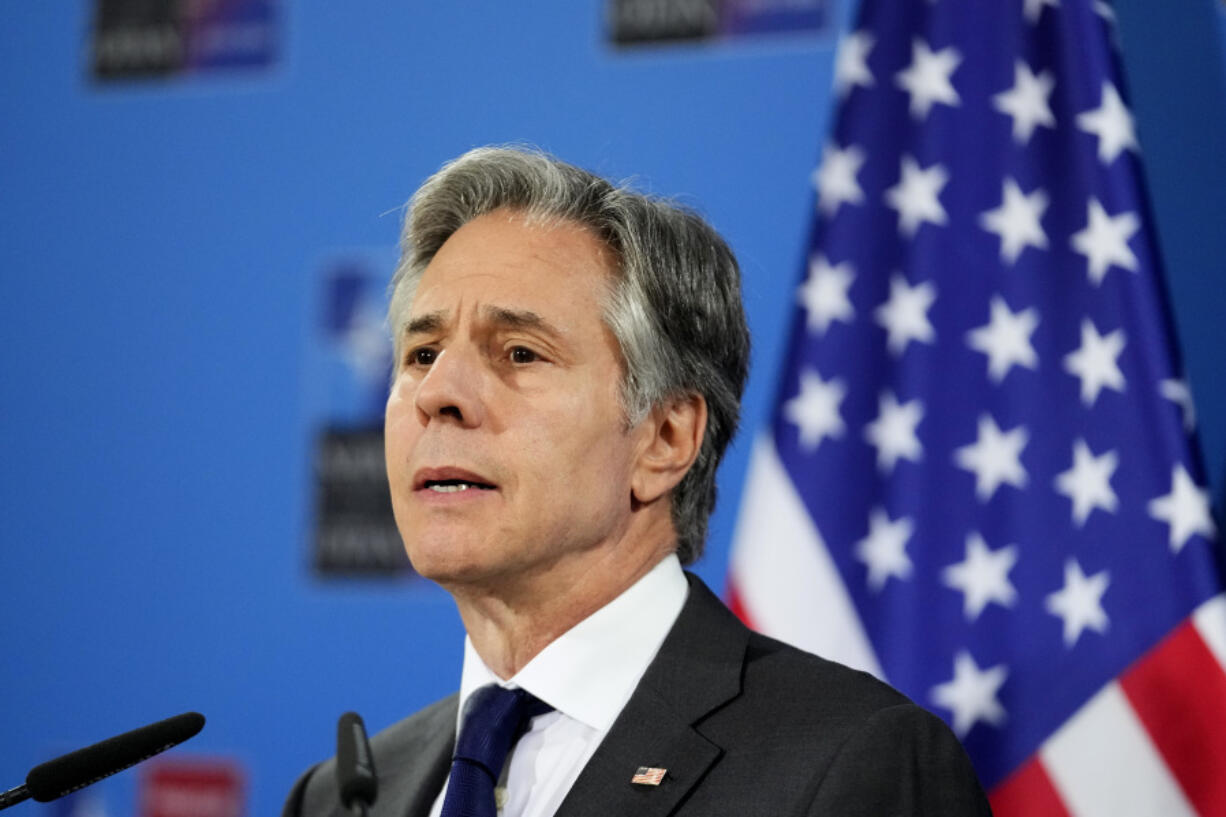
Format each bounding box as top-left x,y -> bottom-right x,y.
140,758 -> 245,817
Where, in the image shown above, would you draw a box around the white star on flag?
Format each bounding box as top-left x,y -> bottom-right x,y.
1076,82 -> 1139,164
1023,0 -> 1060,23
979,178 -> 1049,264
895,39 -> 962,119
1063,318 -> 1126,406
798,254 -> 855,335
966,295 -> 1039,382
1148,464 -> 1217,553
874,273 -> 937,355
1054,438 -> 1120,526
954,414 -> 1030,502
930,651 -> 1009,738
1160,378 -> 1197,432
993,61 -> 1056,144
834,30 -> 875,97
854,507 -> 915,591
813,143 -> 867,217
863,390 -> 924,472
942,532 -> 1019,620
783,369 -> 847,451
1045,558 -> 1111,647
1071,197 -> 1140,285
885,155 -> 949,237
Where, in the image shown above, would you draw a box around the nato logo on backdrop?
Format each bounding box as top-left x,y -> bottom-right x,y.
309,254 -> 413,578
90,0 -> 279,81
607,0 -> 830,45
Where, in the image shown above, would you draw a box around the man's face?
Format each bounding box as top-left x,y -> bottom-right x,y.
384,209 -> 648,592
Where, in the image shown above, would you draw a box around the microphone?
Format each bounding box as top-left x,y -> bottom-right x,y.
0,712 -> 205,811
336,712 -> 377,816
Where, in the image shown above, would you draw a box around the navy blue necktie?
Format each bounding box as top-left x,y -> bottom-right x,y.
440,685 -> 553,817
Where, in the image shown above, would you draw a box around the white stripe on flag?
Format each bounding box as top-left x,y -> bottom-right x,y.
1040,682 -> 1195,817
730,435 -> 883,677
1192,593 -> 1226,672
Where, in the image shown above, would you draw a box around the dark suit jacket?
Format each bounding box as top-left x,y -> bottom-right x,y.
284,574 -> 991,816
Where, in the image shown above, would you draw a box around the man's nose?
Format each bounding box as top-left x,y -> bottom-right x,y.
414,346 -> 485,428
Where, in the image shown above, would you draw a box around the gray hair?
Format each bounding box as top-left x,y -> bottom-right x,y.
387,146 -> 749,564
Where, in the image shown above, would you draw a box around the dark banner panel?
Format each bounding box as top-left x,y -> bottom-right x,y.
309,255 -> 411,577
91,0 -> 279,80
608,0 -> 829,45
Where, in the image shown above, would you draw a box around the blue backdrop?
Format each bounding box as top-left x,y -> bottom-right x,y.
2,3 -> 1225,815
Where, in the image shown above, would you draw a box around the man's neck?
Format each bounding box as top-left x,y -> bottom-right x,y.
449,536 -> 674,679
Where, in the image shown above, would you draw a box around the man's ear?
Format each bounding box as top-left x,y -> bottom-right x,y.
631,394 -> 707,505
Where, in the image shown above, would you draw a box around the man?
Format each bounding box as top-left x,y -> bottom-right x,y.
285,147 -> 991,817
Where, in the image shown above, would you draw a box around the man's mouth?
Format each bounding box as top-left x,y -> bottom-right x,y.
413,467 -> 498,494
423,479 -> 496,493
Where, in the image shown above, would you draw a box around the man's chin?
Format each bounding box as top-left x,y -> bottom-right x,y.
404,538 -> 501,586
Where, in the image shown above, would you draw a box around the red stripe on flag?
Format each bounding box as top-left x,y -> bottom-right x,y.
989,756 -> 1071,817
1120,619 -> 1226,817
724,578 -> 757,630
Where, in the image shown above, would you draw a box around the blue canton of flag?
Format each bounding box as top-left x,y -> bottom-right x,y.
729,1 -> 1226,815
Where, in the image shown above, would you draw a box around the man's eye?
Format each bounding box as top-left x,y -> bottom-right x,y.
408,347 -> 437,366
509,346 -> 539,364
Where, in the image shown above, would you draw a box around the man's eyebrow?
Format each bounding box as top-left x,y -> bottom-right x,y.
403,311 -> 445,338
484,306 -> 563,338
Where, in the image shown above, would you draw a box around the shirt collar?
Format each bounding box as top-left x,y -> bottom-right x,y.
456,554 -> 689,734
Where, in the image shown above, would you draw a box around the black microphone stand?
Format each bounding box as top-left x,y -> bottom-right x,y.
0,784 -> 30,812
337,711 -> 377,817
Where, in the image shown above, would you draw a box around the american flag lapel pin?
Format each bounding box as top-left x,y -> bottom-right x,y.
631,766 -> 667,786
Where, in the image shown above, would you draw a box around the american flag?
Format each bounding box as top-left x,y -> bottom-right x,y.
727,1 -> 1226,815
630,766 -> 668,786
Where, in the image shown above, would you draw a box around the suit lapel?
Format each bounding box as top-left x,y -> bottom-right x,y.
555,575 -> 749,817
393,734 -> 452,817
369,695 -> 457,817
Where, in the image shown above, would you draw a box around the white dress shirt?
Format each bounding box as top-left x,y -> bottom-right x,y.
427,554 -> 689,817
